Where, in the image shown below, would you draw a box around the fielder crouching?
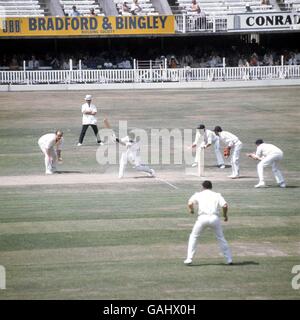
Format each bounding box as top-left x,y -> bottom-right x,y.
114,132 -> 155,179
38,130 -> 63,175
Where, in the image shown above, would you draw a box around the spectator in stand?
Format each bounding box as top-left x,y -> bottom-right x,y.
288,52 -> 297,65
168,55 -> 179,68
238,55 -> 249,67
50,57 -> 60,69
122,2 -> 131,16
103,59 -> 113,69
294,49 -> 300,64
88,8 -> 97,16
131,0 -> 142,15
245,3 -> 252,12
199,57 -> 208,68
9,55 -> 19,70
62,59 -> 70,70
190,0 -> 201,14
70,5 -> 81,17
249,53 -> 259,66
28,55 -> 40,70
263,52 -> 274,66
261,0 -> 270,5
181,52 -> 194,67
208,52 -> 222,67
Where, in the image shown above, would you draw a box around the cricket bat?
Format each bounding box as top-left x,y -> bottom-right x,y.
103,118 -> 111,129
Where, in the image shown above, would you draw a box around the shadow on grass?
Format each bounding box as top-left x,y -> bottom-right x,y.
265,185 -> 299,189
55,170 -> 83,174
188,261 -> 259,267
207,165 -> 232,169
133,176 -> 155,179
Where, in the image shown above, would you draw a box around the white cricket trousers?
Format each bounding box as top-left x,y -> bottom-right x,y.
213,139 -> 224,166
231,142 -> 243,176
119,153 -> 152,178
38,143 -> 57,173
257,152 -> 284,184
187,214 -> 232,263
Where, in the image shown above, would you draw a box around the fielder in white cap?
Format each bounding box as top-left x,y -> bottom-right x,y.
77,95 -> 103,146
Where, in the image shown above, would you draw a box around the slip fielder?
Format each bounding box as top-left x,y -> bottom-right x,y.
247,139 -> 286,188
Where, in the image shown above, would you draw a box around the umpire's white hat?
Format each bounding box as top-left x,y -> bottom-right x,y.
85,94 -> 92,101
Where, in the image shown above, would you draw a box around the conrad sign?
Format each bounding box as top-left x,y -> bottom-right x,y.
228,12 -> 300,32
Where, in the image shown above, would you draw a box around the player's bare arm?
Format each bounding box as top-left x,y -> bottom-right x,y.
247,153 -> 261,161
57,150 -> 62,161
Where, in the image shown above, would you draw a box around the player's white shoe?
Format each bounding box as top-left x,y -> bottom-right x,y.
191,162 -> 197,167
148,169 -> 155,177
77,143 -> 82,146
97,141 -> 104,146
254,181 -> 266,188
45,170 -> 54,175
184,258 -> 192,265
219,165 -> 225,169
228,174 -> 239,179
279,182 -> 286,188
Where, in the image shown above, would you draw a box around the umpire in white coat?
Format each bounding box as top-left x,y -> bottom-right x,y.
77,95 -> 103,146
247,139 -> 286,188
184,180 -> 232,265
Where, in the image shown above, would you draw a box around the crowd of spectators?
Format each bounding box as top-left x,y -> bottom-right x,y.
1,43 -> 300,71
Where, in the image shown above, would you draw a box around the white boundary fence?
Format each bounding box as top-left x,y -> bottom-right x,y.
1,65 -> 300,85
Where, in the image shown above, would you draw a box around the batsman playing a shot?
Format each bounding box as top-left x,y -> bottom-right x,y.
38,130 -> 63,174
114,132 -> 155,179
192,124 -> 225,169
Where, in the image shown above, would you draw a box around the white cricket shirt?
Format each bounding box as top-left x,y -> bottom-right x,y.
205,129 -> 218,144
188,189 -> 227,216
219,131 -> 241,147
256,143 -> 283,158
38,133 -> 63,150
81,103 -> 97,125
120,136 -> 141,166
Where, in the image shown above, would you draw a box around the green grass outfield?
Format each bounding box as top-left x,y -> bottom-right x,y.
0,87 -> 299,299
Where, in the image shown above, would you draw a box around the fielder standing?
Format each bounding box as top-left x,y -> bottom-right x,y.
247,139 -> 286,188
38,130 -> 63,174
184,180 -> 232,265
192,124 -> 225,169
214,126 -> 243,178
77,95 -> 103,146
115,132 -> 155,179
